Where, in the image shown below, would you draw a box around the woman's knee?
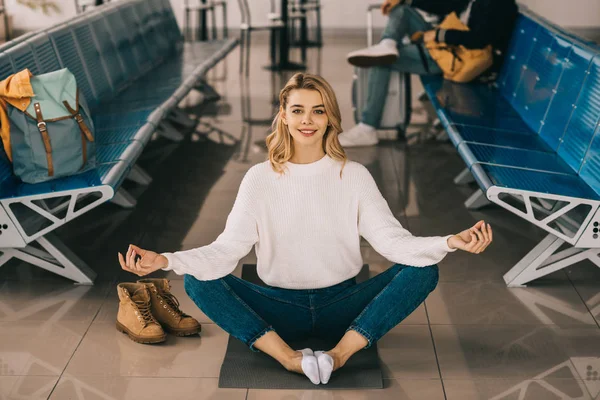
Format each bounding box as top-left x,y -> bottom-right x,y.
418,265 -> 439,291
183,274 -> 225,300
390,263 -> 439,290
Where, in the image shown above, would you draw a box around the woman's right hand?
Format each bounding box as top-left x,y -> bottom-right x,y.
118,245 -> 168,277
381,0 -> 402,16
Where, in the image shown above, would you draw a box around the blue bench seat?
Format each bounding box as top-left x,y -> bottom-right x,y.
444,124 -> 551,152
458,143 -> 574,174
0,0 -> 238,284
421,7 -> 600,286
473,164 -> 600,201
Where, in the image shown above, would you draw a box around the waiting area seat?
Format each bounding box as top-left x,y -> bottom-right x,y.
0,0 -> 238,284
420,7 -> 600,287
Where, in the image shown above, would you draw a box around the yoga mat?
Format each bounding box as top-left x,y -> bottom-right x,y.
217,264 -> 383,389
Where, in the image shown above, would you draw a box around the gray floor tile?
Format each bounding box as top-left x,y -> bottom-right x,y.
0,281 -> 111,324
426,282 -> 596,326
49,376 -> 246,400
378,325 -> 440,379
432,325 -> 600,380
65,323 -> 227,377
247,378 -> 445,399
573,282 -> 600,326
0,376 -> 58,400
0,320 -> 89,376
444,378 -> 597,400
566,263 -> 600,283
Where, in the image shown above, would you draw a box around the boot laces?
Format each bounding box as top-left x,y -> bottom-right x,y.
135,300 -> 158,326
161,292 -> 190,318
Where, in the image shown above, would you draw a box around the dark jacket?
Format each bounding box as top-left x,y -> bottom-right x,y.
407,0 -> 519,68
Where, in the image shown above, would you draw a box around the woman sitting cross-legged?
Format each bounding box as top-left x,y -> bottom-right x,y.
118,73 -> 492,385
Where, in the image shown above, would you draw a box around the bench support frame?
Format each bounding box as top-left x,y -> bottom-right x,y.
487,186 -> 599,246
158,120 -> 185,142
1,186 -> 113,245
454,168 -> 475,185
0,232 -> 97,284
127,164 -> 153,185
168,108 -> 197,129
0,186 -> 113,284
504,232 -> 600,287
465,188 -> 490,209
485,186 -> 600,286
110,188 -> 137,209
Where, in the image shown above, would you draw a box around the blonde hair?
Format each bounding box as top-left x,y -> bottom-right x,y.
266,73 -> 347,178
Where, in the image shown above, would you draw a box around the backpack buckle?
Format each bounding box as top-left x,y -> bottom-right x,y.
37,121 -> 47,132
74,114 -> 84,123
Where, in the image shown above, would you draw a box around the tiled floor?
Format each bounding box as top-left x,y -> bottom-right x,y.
1,32 -> 599,400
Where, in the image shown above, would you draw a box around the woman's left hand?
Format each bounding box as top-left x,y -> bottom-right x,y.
447,220 -> 492,254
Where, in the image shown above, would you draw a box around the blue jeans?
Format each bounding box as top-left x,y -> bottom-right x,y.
184,263 -> 439,352
362,5 -> 442,127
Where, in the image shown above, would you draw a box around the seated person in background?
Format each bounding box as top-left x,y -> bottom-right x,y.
340,0 -> 518,147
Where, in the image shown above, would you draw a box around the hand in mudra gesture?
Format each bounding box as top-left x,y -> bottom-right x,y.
118,245 -> 168,277
447,220 -> 493,254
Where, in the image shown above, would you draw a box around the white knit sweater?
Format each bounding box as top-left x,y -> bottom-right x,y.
161,155 -> 456,289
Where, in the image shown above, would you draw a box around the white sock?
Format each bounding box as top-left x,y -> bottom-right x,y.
357,122 -> 376,133
299,348 -> 320,385
314,351 -> 334,384
380,38 -> 397,49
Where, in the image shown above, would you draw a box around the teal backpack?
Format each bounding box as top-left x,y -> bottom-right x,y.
6,68 -> 96,184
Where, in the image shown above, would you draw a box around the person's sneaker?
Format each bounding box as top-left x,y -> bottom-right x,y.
116,283 -> 167,344
347,42 -> 399,67
138,278 -> 202,337
338,123 -> 379,147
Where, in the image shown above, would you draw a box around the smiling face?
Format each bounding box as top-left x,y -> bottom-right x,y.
281,89 -> 329,150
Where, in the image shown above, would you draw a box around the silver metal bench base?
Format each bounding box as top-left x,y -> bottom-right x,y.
454,167 -> 475,185
465,188 -> 490,210
158,120 -> 185,142
504,232 -> 600,287
168,108 -> 197,129
0,232 -> 96,285
110,188 -> 137,209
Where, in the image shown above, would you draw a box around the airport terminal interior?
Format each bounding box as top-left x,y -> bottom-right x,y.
0,0 -> 599,399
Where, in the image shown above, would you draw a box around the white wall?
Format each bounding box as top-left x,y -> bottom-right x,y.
522,0 -> 600,27
7,0 -> 77,31
7,0 -> 600,33
170,0 -> 600,30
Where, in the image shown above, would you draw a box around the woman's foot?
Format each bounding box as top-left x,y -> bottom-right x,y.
314,350 -> 345,384
286,349 -> 320,385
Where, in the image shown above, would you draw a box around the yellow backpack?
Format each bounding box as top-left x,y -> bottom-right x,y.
426,12 -> 493,83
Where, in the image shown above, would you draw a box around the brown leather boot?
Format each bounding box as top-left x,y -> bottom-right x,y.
116,283 -> 167,344
137,278 -> 201,337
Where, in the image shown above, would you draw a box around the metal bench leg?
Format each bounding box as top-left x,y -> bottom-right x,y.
454,168 -> 475,185
222,1 -> 228,38
0,232 -> 97,284
465,188 -> 490,210
110,188 -> 137,209
127,164 -> 152,185
195,79 -> 221,103
503,233 -> 600,287
168,108 -> 197,129
158,120 -> 184,142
